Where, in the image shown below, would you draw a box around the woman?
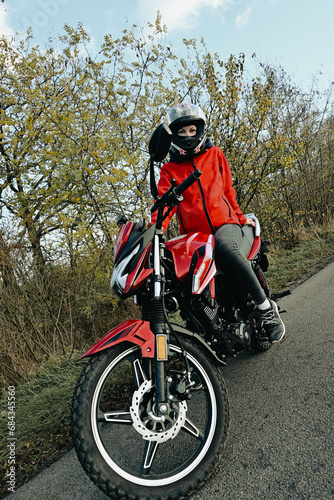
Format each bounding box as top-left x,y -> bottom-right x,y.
151,102 -> 285,344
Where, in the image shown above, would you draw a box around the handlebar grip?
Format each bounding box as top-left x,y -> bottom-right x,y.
174,170 -> 202,197
150,170 -> 202,214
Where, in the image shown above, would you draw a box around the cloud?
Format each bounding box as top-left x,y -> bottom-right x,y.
235,6 -> 251,30
0,4 -> 15,37
137,0 -> 238,32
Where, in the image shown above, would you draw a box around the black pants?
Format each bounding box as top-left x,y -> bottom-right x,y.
214,224 -> 266,305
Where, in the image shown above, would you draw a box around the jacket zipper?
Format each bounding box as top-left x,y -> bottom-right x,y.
179,212 -> 187,234
190,158 -> 215,234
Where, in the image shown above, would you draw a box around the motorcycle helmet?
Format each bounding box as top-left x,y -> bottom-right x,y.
165,103 -> 207,156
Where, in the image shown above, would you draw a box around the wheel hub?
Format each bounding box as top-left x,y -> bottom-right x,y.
130,379 -> 187,442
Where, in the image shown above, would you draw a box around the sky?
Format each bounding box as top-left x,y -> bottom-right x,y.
0,0 -> 334,91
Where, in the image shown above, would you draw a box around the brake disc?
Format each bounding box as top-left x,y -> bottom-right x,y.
130,379 -> 187,442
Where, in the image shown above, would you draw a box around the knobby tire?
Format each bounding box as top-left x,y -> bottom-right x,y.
71,336 -> 229,500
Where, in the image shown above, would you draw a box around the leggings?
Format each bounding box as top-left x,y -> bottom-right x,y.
214,224 -> 266,305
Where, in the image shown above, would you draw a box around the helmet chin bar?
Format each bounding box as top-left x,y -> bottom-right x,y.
171,134 -> 207,156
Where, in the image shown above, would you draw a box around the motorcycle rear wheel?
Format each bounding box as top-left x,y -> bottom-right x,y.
71,337 -> 229,500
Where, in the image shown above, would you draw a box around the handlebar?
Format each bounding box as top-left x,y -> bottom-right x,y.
174,170 -> 202,197
151,170 -> 202,214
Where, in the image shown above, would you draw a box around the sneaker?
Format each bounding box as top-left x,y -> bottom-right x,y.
260,299 -> 285,344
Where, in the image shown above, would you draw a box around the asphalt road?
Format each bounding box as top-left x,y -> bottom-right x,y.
9,261 -> 334,500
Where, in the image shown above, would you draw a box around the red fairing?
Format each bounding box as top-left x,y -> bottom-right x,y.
124,243 -> 153,294
247,236 -> 261,260
82,320 -> 155,358
166,233 -> 214,282
114,222 -> 134,262
192,234 -> 216,294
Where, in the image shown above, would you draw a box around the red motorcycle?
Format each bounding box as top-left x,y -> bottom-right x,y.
71,126 -> 280,500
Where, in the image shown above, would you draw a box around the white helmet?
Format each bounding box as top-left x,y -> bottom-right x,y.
165,103 -> 207,156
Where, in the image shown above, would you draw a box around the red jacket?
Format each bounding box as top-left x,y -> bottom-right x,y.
151,145 -> 247,234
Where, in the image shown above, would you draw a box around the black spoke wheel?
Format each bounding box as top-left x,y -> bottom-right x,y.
71,336 -> 229,500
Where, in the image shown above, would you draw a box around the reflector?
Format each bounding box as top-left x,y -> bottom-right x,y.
156,335 -> 168,361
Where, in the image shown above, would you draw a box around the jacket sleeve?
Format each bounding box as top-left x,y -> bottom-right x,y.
221,152 -> 247,225
150,165 -> 178,232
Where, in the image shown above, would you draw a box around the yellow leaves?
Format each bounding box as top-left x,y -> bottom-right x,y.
180,58 -> 187,70
1,20 -> 331,254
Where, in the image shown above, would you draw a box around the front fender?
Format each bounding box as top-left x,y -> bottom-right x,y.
82,319 -> 155,358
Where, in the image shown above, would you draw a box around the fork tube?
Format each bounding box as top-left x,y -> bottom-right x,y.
152,232 -> 167,405
153,234 -> 161,298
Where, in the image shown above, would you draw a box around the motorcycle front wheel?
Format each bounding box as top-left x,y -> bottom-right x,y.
71,336 -> 229,500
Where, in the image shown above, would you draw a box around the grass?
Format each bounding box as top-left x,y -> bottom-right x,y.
266,223 -> 334,292
0,355 -> 86,498
1,222 -> 334,498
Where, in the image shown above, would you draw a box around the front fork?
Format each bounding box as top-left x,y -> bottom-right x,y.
151,232 -> 170,413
